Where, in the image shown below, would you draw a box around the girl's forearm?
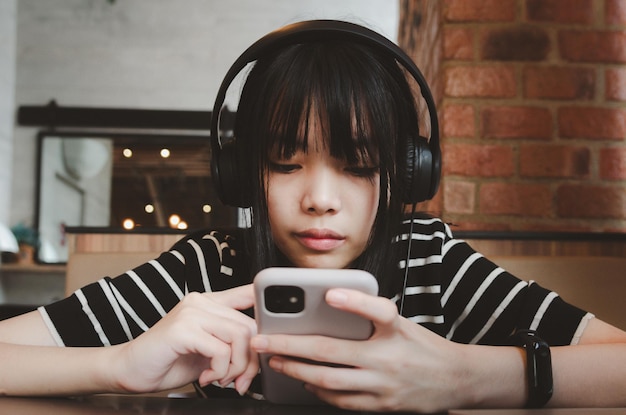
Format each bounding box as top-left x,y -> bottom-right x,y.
458,342 -> 626,409
455,343 -> 527,409
0,342 -> 121,396
549,343 -> 626,407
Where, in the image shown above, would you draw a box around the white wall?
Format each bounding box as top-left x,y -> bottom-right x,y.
9,0 -> 399,227
0,0 -> 16,225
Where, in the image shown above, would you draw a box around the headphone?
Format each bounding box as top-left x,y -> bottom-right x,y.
210,20 -> 441,208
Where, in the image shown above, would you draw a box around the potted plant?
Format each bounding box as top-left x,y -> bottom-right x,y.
10,224 -> 40,264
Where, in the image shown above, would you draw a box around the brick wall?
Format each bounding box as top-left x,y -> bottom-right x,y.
403,0 -> 626,233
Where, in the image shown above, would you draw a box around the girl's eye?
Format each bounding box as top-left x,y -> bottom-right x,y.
269,162 -> 300,174
346,166 -> 379,178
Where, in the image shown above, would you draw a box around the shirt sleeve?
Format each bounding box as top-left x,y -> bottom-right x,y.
38,230 -> 250,347
439,229 -> 590,346
395,217 -> 590,347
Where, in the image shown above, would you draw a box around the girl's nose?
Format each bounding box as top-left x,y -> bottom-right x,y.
301,168 -> 341,214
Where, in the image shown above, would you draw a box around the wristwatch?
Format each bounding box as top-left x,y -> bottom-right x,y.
510,329 -> 553,408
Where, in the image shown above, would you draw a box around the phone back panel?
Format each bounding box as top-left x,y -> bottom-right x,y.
254,268 -> 379,404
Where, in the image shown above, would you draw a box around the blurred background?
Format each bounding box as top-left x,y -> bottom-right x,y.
0,1 -> 624,317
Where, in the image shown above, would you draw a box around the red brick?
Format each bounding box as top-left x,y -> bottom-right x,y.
479,183 -> 552,217
520,144 -> 591,178
482,106 -> 552,139
443,180 -> 476,214
481,27 -> 550,61
557,184 -> 626,219
442,104 -> 475,138
526,0 -> 594,24
606,0 -> 626,25
443,143 -> 515,177
444,66 -> 516,98
559,30 -> 626,63
599,147 -> 626,180
443,27 -> 474,60
443,0 -> 516,22
606,68 -> 626,101
559,107 -> 626,140
524,66 -> 595,100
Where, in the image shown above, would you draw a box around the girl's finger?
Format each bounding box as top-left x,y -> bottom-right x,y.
251,333 -> 362,369
180,291 -> 257,335
233,347 -> 260,395
269,354 -> 380,392
209,284 -> 255,310
325,288 -> 399,328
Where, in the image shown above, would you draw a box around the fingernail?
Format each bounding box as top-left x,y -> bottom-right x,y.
236,378 -> 251,396
326,289 -> 348,305
251,335 -> 269,351
269,356 -> 283,372
219,380 -> 231,388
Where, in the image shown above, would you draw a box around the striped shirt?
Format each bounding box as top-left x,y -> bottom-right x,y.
39,218 -> 591,394
40,218 -> 591,347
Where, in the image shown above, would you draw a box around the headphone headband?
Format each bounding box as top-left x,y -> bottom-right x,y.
211,20 -> 441,206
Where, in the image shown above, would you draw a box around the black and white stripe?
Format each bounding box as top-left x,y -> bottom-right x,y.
40,222 -> 590,350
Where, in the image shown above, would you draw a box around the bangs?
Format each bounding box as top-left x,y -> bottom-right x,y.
259,43 -> 392,166
269,98 -> 378,165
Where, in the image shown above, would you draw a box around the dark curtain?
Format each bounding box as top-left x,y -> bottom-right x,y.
398,0 -> 442,104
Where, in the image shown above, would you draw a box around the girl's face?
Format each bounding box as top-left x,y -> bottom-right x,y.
266,125 -> 380,269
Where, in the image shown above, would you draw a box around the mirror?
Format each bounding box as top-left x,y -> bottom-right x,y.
35,131 -> 237,263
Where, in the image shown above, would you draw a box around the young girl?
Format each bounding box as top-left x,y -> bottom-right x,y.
1,20 -> 625,413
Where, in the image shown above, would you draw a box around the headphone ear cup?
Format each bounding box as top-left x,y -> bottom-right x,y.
214,139 -> 252,208
403,137 -> 434,204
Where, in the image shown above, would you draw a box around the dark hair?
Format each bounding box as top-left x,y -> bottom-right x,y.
234,40 -> 420,297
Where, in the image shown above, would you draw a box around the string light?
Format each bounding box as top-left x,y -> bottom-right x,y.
122,218 -> 135,230
168,214 -> 181,227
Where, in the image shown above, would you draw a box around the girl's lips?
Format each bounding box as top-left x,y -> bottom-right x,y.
294,229 -> 345,251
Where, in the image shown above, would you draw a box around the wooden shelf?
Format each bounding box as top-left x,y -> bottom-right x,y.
67,232 -> 183,254
1,263 -> 66,274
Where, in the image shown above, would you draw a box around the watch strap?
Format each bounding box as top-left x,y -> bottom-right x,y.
510,329 -> 553,408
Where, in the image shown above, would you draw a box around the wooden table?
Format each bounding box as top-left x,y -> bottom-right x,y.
0,395 -> 624,415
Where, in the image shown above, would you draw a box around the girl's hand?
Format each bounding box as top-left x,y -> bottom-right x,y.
250,288 -> 470,413
112,284 -> 258,396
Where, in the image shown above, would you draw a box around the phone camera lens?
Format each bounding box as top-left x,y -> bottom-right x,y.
265,285 -> 305,313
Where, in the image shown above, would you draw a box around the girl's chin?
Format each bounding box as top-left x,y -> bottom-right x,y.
289,255 -> 353,270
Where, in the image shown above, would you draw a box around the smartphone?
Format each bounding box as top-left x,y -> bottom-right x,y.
253,267 -> 379,405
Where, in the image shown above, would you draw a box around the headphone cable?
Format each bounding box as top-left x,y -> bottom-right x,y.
399,202 -> 417,316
